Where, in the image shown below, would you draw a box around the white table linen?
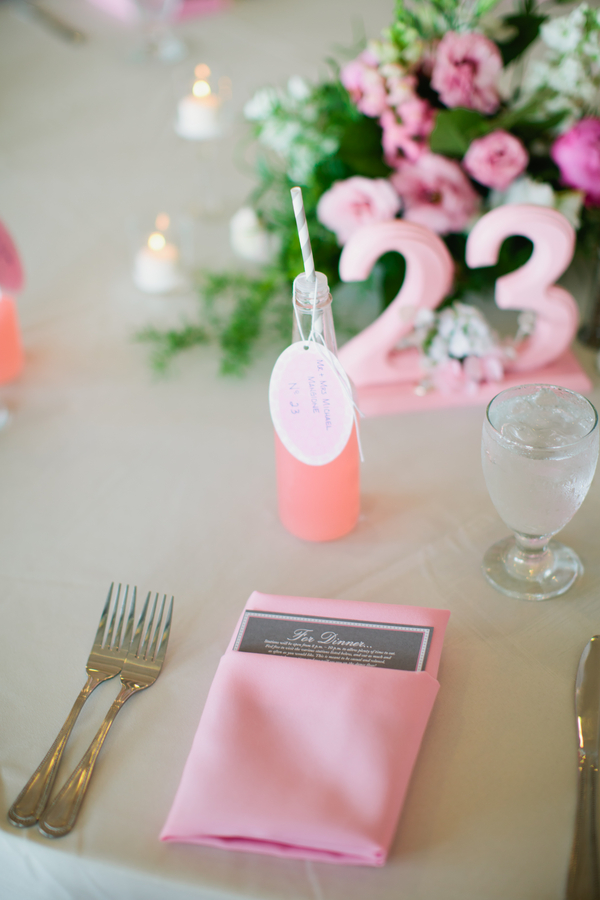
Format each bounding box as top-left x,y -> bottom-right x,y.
1,1 -> 600,898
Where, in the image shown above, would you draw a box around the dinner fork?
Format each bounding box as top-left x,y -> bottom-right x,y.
8,584 -> 136,828
38,591 -> 174,838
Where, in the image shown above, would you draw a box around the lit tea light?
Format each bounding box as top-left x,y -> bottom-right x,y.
175,65 -> 222,141
133,223 -> 182,294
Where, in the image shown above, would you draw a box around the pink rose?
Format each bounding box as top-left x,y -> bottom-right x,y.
431,31 -> 502,114
390,153 -> 480,234
341,52 -> 388,118
551,118 -> 600,206
316,176 -> 402,245
463,130 -> 529,190
381,100 -> 436,165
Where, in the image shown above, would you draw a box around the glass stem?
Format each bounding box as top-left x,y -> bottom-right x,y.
509,533 -> 554,581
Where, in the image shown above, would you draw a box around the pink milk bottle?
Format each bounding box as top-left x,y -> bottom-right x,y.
274,271 -> 360,541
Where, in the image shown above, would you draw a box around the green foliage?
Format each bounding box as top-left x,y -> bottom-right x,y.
444,233 -> 534,301
496,13 -> 548,66
136,324 -> 209,374
201,272 -> 289,375
137,0 -> 599,376
338,119 -> 392,177
430,108 -> 491,157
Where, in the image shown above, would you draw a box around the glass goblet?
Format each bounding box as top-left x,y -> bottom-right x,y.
481,383 -> 599,601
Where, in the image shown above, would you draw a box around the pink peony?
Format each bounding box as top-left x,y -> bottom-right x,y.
551,118 -> 600,206
431,31 -> 503,114
341,52 -> 388,118
316,176 -> 402,245
390,153 -> 480,234
463,130 -> 529,190
380,100 -> 436,165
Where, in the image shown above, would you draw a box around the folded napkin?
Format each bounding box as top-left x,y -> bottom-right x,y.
160,592 -> 450,866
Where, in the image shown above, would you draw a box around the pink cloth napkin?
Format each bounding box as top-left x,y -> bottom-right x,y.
160,592 -> 450,866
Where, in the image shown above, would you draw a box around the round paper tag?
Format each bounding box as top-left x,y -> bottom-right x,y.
269,342 -> 354,466
0,220 -> 24,293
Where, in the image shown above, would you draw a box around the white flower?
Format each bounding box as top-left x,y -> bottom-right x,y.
229,207 -> 280,264
555,191 -> 584,229
367,38 -> 399,64
287,144 -> 320,184
259,119 -> 302,154
489,175 -> 555,209
287,76 -> 311,101
448,329 -> 472,359
244,88 -> 279,121
489,176 -> 584,229
541,7 -> 586,54
422,302 -> 500,367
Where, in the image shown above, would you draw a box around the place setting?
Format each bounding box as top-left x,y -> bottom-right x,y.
3,0 -> 600,896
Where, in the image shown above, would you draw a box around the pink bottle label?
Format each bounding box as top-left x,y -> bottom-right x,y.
269,343 -> 354,466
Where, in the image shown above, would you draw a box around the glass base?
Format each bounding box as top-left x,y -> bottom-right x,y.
483,536 -> 583,601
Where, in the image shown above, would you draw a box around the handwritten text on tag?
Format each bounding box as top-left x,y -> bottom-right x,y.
269,342 -> 354,466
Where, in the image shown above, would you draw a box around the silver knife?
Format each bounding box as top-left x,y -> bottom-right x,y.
566,636 -> 600,900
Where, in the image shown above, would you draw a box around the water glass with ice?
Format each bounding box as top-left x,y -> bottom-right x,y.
481,383 -> 599,601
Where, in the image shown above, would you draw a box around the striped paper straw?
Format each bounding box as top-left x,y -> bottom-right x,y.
290,186 -> 315,282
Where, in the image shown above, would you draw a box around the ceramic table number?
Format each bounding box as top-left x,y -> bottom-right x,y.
338,205 -> 591,417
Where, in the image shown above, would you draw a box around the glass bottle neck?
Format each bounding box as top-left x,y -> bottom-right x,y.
292,293 -> 338,355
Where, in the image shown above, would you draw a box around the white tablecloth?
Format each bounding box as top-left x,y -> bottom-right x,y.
1,1 -> 600,898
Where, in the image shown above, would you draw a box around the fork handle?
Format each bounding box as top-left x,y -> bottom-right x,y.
38,685 -> 136,838
8,675 -> 102,828
566,753 -> 600,900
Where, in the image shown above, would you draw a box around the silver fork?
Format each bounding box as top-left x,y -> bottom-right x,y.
8,584 -> 136,828
38,591 -> 174,838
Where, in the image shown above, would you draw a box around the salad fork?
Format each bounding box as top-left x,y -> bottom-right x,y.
38,591 -> 174,838
8,584 -> 136,828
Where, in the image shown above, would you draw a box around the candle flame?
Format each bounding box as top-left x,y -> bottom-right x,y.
148,232 -> 166,251
155,213 -> 170,232
194,63 -> 211,79
192,80 -> 211,98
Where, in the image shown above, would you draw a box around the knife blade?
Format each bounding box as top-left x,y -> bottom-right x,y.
566,636 -> 600,900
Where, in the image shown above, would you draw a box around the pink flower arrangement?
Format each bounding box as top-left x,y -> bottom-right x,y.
390,153 -> 480,234
316,176 -> 402,245
381,99 -> 436,165
463,130 -> 529,190
430,31 -> 503,114
340,51 -> 388,118
551,118 -> 600,207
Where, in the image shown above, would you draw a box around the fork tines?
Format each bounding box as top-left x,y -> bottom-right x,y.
134,592 -> 174,662
96,583 -> 136,651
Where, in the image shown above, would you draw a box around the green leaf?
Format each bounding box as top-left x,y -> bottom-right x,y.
429,108 -> 490,157
475,0 -> 501,17
496,13 -> 547,66
338,117 -> 392,177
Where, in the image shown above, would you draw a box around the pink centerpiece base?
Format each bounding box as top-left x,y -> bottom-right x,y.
352,349 -> 590,417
